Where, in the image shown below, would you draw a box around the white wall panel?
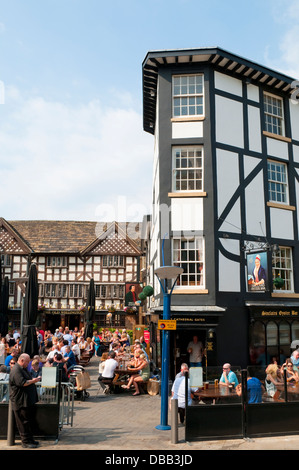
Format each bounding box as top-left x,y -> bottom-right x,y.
270,207 -> 294,239
267,137 -> 289,161
172,121 -> 203,139
293,145 -> 299,164
248,105 -> 262,153
171,198 -> 203,232
247,84 -> 259,102
245,170 -> 266,237
290,99 -> 299,141
216,95 -> 244,148
218,250 -> 240,292
214,71 -> 243,96
216,149 -> 239,216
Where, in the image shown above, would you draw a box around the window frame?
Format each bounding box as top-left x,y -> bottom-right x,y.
263,92 -> 285,137
272,246 -> 294,293
172,74 -> 204,118
172,146 -> 204,193
267,160 -> 289,205
172,236 -> 205,288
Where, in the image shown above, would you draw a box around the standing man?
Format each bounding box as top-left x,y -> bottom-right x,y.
9,353 -> 41,448
187,335 -> 204,367
171,364 -> 192,423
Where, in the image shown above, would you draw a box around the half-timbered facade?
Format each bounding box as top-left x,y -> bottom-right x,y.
142,46 -> 299,372
0,218 -> 142,331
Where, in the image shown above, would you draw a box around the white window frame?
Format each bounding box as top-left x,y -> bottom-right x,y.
272,247 -> 293,293
172,74 -> 204,118
264,92 -> 285,136
267,160 -> 289,205
172,237 -> 205,288
172,146 -> 204,192
46,256 -> 67,268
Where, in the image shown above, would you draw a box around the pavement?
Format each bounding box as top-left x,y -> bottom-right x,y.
1,356 -> 299,453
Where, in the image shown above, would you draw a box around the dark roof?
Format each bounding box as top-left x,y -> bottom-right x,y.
142,46 -> 297,134
6,220 -> 142,254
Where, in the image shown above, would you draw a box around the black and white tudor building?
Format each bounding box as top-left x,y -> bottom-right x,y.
142,46 -> 299,373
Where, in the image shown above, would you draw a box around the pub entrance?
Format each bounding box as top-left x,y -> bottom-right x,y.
171,328 -> 207,378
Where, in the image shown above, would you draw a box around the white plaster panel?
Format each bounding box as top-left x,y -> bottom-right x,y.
220,238 -> 240,256
248,105 -> 262,153
270,207 -> 293,239
290,99 -> 299,141
247,84 -> 259,102
215,95 -> 244,148
172,121 -> 203,139
216,149 -> 239,216
243,155 -> 261,179
267,137 -> 289,160
245,170 -> 266,237
293,145 -> 299,164
214,71 -> 243,97
218,251 -> 240,292
296,177 -> 299,235
171,198 -> 203,232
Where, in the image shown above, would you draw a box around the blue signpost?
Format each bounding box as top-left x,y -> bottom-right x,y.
155,265 -> 183,430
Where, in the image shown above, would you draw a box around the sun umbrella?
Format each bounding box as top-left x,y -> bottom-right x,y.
0,276 -> 9,337
21,263 -> 39,358
84,278 -> 95,339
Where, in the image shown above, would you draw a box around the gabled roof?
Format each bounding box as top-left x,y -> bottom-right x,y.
0,218 -> 32,254
2,219 -> 142,255
81,222 -> 142,256
142,46 -> 297,134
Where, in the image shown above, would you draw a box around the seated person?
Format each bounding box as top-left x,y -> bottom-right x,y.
281,358 -> 299,383
30,358 -> 43,379
52,353 -> 69,382
122,354 -> 150,395
265,363 -> 284,397
219,363 -> 239,387
98,350 -> 118,393
63,345 -> 77,370
236,375 -> 264,403
290,350 -> 299,368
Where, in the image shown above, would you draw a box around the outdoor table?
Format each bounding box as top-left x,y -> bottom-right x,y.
193,384 -> 238,403
276,382 -> 299,400
113,367 -> 139,386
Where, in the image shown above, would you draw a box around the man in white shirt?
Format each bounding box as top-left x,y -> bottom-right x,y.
98,351 -> 118,394
171,365 -> 192,423
102,351 -> 118,379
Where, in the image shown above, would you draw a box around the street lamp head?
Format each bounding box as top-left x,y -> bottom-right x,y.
154,266 -> 183,280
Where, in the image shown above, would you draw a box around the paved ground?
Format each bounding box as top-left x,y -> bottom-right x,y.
1,356 -> 299,452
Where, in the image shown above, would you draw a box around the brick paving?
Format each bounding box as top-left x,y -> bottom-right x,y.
1,356 -> 299,451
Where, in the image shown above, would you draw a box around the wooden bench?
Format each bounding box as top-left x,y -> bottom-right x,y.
79,352 -> 93,366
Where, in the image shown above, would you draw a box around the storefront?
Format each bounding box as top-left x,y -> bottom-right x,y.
248,303 -> 299,366
150,306 -> 225,379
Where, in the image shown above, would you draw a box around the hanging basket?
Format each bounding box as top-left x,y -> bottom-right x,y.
273,276 -> 284,288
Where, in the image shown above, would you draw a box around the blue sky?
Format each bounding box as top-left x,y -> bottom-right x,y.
0,0 -> 298,222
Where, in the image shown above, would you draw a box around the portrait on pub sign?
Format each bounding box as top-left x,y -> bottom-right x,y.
247,251 -> 268,292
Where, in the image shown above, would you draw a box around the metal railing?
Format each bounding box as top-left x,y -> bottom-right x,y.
0,380 -> 75,432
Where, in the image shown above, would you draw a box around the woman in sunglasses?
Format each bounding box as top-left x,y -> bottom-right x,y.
281,358 -> 299,383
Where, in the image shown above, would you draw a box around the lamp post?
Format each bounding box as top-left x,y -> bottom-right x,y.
154,265 -> 183,430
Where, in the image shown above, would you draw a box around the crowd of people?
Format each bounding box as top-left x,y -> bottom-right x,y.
97,335 -> 150,396
0,325 -> 151,397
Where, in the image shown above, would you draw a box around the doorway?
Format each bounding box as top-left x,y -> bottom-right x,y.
171,329 -> 207,378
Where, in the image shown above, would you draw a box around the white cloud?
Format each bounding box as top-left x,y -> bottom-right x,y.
0,91 -> 154,221
266,0 -> 299,79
